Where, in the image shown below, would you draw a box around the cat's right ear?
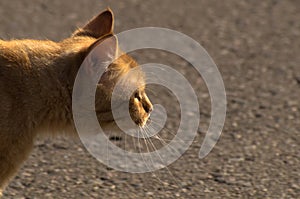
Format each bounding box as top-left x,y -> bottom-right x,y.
73,8 -> 114,38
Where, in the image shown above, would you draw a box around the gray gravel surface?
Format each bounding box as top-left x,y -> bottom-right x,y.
1,0 -> 299,198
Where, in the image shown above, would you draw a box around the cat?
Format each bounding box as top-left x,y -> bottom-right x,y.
0,8 -> 153,196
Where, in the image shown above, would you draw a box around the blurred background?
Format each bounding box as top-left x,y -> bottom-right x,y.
1,0 -> 299,198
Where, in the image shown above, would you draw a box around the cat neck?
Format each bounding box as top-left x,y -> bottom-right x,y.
0,37 -> 96,136
40,37 -> 97,135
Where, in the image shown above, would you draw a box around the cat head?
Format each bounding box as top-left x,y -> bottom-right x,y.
72,8 -> 153,128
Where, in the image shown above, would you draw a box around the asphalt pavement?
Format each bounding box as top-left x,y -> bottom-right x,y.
1,0 -> 299,198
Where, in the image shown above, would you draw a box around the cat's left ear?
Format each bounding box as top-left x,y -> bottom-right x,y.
83,35 -> 118,77
90,34 -> 118,62
74,8 -> 114,38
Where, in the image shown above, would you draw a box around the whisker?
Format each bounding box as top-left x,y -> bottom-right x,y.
146,121 -> 180,144
142,126 -> 183,189
140,127 -> 156,168
147,121 -> 188,144
136,128 -> 152,172
144,125 -> 183,157
140,127 -> 172,188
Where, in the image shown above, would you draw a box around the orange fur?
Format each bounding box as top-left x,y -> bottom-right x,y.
0,9 -> 152,196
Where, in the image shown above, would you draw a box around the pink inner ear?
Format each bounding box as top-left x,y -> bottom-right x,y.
83,9 -> 114,38
92,35 -> 118,62
84,35 -> 118,77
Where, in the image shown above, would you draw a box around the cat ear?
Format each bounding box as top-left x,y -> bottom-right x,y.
74,8 -> 114,38
90,34 -> 118,62
83,35 -> 118,77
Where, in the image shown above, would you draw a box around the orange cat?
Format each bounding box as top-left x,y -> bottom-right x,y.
0,8 -> 152,196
